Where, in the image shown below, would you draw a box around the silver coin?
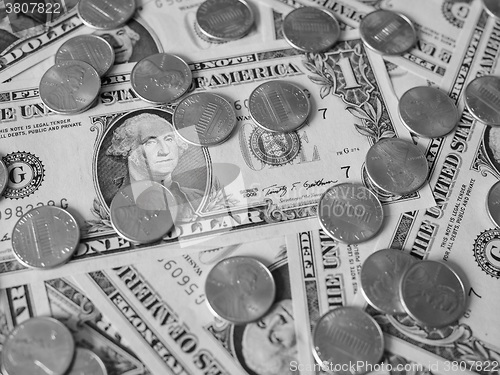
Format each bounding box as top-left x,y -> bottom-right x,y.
283,6 -> 341,53
196,0 -> 255,41
360,248 -> 418,315
131,53 -> 192,104
398,86 -> 459,138
483,0 -> 500,19
464,75 -> 500,126
110,180 -> 179,244
66,348 -> 107,375
400,260 -> 467,328
248,81 -> 310,133
312,307 -> 384,375
77,0 -> 136,30
487,181 -> 500,227
40,60 -> 100,115
360,9 -> 417,55
11,206 -> 80,269
173,92 -> 237,146
2,317 -> 75,375
205,256 -> 276,324
365,138 -> 428,196
0,158 -> 8,196
55,35 -> 115,77
318,183 -> 384,244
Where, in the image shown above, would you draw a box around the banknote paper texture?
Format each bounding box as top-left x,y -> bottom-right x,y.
74,236 -> 297,375
0,277 -> 150,374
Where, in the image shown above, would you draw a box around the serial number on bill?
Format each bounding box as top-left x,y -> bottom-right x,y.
6,2 -> 62,14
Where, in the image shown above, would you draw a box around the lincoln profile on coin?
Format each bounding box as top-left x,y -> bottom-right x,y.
105,113 -> 203,220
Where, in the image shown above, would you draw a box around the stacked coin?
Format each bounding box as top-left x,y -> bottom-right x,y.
464,75 -> 500,126
365,138 -> 428,196
77,0 -> 136,30
360,251 -> 467,328
360,9 -> 417,56
131,53 -> 192,105
282,6 -> 341,53
110,180 -> 179,244
11,206 -> 80,269
205,256 -> 276,324
196,0 -> 255,42
317,182 -> 384,244
248,80 -> 311,133
173,92 -> 237,146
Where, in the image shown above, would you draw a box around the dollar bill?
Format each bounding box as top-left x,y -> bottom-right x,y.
0,277 -> 150,374
73,236 -> 298,375
0,32 -> 434,286
254,0 -> 483,88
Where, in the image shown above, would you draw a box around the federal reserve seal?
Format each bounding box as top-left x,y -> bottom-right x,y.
249,127 -> 301,166
441,0 -> 471,28
2,152 -> 45,199
473,228 -> 500,279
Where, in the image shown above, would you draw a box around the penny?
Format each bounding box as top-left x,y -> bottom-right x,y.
11,206 -> 80,269
312,307 -> 384,375
110,180 -> 179,244
131,53 -> 192,104
400,260 -> 467,327
2,317 -> 75,375
360,9 -> 417,55
283,6 -> 341,53
173,92 -> 237,146
464,75 -> 500,126
483,0 -> 500,19
40,60 -> 100,115
66,348 -> 107,375
487,180 -> 500,227
360,248 -> 418,314
205,256 -> 275,324
77,0 -> 136,30
398,86 -> 460,138
248,81 -> 310,133
55,34 -> 115,77
0,159 -> 7,196
318,183 -> 384,244
365,138 -> 428,195
196,0 -> 255,41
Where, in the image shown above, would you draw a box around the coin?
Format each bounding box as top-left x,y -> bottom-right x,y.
40,60 -> 100,115
282,6 -> 341,53
312,307 -> 384,375
483,0 -> 500,19
400,260 -> 467,328
365,138 -> 428,195
359,9 -> 417,55
248,81 -> 310,133
196,0 -> 255,41
110,180 -> 179,244
0,158 -> 8,196
464,75 -> 500,126
66,348 -> 107,375
487,180 -> 500,227
2,317 -> 75,375
398,86 -> 460,138
55,35 -> 115,77
77,0 -> 136,30
205,256 -> 276,324
318,183 -> 384,244
131,53 -> 192,104
173,92 -> 237,146
11,206 -> 80,269
360,248 -> 418,315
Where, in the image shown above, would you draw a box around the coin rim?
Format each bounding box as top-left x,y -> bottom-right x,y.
486,180 -> 500,227
464,75 -> 500,127
70,347 -> 108,375
0,159 -> 8,197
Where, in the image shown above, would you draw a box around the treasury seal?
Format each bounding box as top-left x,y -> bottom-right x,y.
2,151 -> 45,199
441,0 -> 470,28
473,228 -> 500,279
248,127 -> 301,166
